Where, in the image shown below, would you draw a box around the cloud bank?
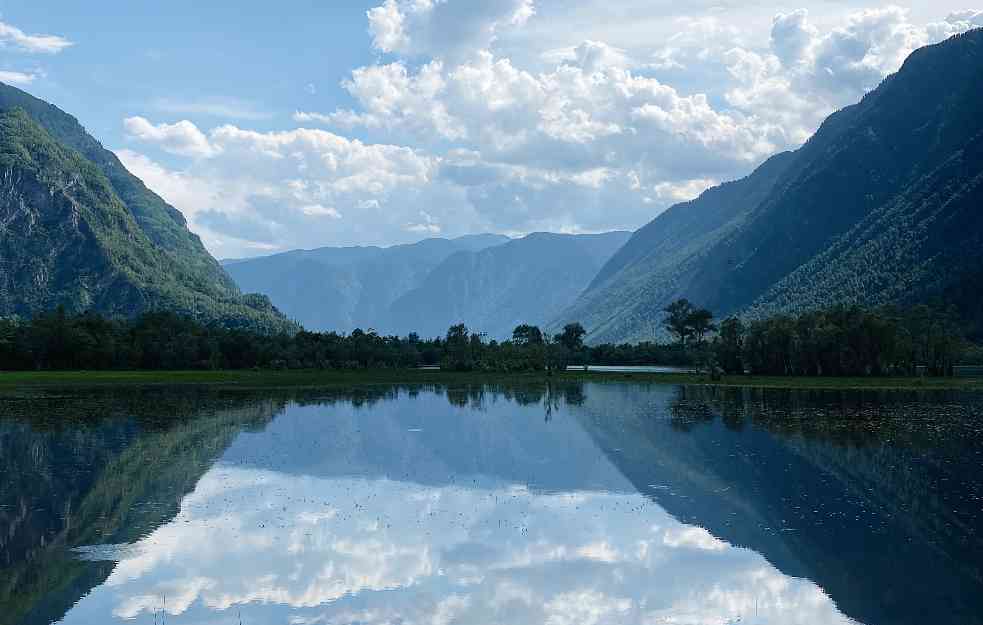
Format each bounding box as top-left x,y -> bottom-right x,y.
119,3 -> 983,257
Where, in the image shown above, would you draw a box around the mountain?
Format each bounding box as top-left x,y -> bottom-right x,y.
390,231 -> 632,339
0,83 -> 293,332
223,234 -> 510,332
558,30 -> 983,343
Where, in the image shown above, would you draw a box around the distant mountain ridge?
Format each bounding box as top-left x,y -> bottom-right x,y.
223,234 -> 511,333
225,231 -> 630,337
0,82 -> 293,332
390,231 -> 632,339
556,29 -> 983,343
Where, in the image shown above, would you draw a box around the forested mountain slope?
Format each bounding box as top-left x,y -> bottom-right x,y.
0,83 -> 293,332
390,231 -> 631,339
557,29 -> 983,343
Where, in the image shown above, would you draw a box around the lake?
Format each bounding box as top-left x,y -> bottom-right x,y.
2,382 -> 982,625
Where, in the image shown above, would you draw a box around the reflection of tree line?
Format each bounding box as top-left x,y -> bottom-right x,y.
288,381 -> 587,416
585,384 -> 983,625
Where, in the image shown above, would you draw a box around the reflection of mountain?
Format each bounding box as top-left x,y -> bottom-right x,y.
0,390 -> 287,625
53,385 -> 854,625
221,383 -> 627,494
571,384 -> 983,625
6,384 -> 982,625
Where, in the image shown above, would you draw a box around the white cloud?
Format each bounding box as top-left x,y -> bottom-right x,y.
0,20 -> 73,54
123,116 -> 219,158
301,204 -> 342,218
118,121 -> 466,257
299,60 -> 466,139
0,69 -> 37,84
405,210 -> 441,233
367,0 -> 536,60
122,2 -> 983,253
770,10 -> 819,67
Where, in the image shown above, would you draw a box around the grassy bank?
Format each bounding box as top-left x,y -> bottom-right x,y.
1,369 -> 982,391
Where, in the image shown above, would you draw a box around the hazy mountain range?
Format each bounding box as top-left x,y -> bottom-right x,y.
221,234 -> 509,334
224,231 -> 631,338
2,29 -> 981,342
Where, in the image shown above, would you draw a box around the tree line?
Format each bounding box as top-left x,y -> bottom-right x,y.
0,309 -> 618,372
687,301 -> 974,376
0,302 -> 976,375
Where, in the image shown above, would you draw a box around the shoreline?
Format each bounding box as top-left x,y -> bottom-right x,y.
1,369 -> 982,391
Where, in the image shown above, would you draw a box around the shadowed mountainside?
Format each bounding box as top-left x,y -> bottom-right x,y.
557,30 -> 983,343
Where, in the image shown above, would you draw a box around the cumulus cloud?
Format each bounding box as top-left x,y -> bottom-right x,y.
124,2 -> 983,255
718,6 -> 983,145
298,60 -> 466,139
296,42 -> 782,234
367,0 -> 535,59
124,116 -> 219,158
118,120 -> 467,257
0,69 -> 38,84
0,20 -> 73,54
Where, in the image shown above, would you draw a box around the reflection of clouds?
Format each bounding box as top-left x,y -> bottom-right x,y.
63,465 -> 857,625
663,525 -> 728,551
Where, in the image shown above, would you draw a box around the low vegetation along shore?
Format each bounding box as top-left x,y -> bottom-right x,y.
2,368 -> 981,391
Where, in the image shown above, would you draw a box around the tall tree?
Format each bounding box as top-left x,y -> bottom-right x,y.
558,323 -> 587,351
512,324 -> 544,346
663,299 -> 695,346
715,317 -> 744,374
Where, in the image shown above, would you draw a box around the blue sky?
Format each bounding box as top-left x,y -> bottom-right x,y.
2,1 -> 982,258
2,1 -> 379,148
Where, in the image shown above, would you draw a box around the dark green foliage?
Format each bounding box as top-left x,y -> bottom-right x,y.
512,324 -> 544,346
558,323 -> 586,351
661,299 -> 715,347
723,304 -> 967,376
0,312 -> 685,373
0,83 -> 294,333
715,317 -> 744,374
4,304 -> 971,376
559,30 -> 983,344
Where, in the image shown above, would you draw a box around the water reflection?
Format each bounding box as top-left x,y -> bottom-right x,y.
2,383 -> 981,625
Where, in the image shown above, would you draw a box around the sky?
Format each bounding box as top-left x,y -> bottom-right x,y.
2,1 -> 982,258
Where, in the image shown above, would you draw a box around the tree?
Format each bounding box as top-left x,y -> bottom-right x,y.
444,323 -> 473,370
687,308 -> 716,345
663,299 -> 695,346
715,317 -> 744,374
512,324 -> 544,346
558,323 -> 587,351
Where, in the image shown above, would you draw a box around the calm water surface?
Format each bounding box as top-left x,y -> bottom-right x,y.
2,382 -> 982,625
